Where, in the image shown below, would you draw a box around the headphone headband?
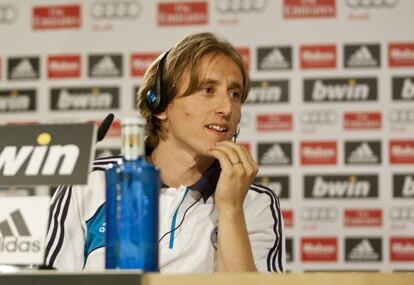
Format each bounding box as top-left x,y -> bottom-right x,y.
145,50 -> 170,114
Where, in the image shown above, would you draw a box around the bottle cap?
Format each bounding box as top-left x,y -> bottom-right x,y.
121,116 -> 146,127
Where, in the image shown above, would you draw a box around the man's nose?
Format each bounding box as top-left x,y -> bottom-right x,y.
215,92 -> 232,117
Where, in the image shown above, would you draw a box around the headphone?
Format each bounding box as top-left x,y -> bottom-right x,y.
233,126 -> 240,142
145,50 -> 170,114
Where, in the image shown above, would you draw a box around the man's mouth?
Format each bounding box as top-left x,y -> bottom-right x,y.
205,124 -> 228,133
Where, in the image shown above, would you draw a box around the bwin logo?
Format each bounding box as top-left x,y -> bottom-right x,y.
258,176 -> 283,196
312,80 -> 370,101
247,84 -> 282,103
312,176 -> 371,198
0,210 -> 41,253
56,88 -> 114,110
0,132 -> 79,176
401,78 -> 414,100
0,90 -> 31,112
402,176 -> 414,197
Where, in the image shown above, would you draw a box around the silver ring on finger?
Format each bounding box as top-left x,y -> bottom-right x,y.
231,160 -> 242,166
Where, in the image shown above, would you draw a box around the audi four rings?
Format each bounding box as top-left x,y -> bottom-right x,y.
390,206 -> 414,221
301,207 -> 338,221
300,110 -> 337,125
91,0 -> 141,19
216,0 -> 267,13
346,0 -> 399,8
0,4 -> 17,24
389,109 -> 414,124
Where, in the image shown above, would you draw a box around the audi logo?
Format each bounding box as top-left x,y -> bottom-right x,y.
91,0 -> 141,19
390,206 -> 414,221
389,109 -> 414,124
301,207 -> 338,221
346,0 -> 399,9
216,0 -> 267,13
300,110 -> 337,125
0,4 -> 17,24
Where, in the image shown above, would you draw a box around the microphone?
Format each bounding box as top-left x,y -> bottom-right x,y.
233,126 -> 240,143
97,113 -> 114,142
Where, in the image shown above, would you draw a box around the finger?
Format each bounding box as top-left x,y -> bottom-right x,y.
211,143 -> 242,167
209,148 -> 233,171
211,146 -> 246,180
210,146 -> 242,172
239,145 -> 258,171
217,141 -> 256,169
217,141 -> 258,180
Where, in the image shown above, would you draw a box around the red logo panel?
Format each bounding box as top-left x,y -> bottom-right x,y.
344,209 -> 382,227
48,55 -> 81,79
236,47 -> 250,71
131,53 -> 160,77
282,210 -> 293,228
301,141 -> 337,165
389,43 -> 414,67
158,2 -> 208,26
390,140 -> 414,164
238,142 -> 251,153
390,237 -> 414,261
33,5 -> 81,30
284,0 -> 336,19
300,45 -> 336,69
344,112 -> 382,130
301,237 -> 337,262
257,114 -> 292,131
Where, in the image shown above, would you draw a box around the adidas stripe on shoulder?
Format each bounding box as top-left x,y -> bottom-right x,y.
250,183 -> 284,273
44,156 -> 120,268
44,185 -> 73,268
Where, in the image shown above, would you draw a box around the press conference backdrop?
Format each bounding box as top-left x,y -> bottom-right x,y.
0,0 -> 413,272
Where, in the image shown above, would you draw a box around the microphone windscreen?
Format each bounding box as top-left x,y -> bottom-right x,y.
97,113 -> 114,142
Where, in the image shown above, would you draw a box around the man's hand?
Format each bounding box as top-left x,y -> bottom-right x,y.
209,141 -> 259,211
208,140 -> 258,272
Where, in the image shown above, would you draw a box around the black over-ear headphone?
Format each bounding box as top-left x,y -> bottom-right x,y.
145,51 -> 170,114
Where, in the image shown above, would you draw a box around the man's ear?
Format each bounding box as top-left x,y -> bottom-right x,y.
154,110 -> 167,120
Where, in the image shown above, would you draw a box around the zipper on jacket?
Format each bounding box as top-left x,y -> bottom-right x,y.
169,187 -> 190,249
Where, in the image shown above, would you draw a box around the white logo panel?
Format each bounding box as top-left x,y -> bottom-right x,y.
0,197 -> 50,265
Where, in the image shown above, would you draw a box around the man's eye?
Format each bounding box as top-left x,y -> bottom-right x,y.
201,86 -> 213,95
230,91 -> 241,99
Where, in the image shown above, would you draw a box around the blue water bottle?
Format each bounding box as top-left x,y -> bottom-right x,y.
105,117 -> 160,271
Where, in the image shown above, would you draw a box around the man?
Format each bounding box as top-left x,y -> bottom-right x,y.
44,32 -> 285,273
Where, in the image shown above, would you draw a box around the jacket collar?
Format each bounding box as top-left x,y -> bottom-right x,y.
188,160 -> 220,202
147,145 -> 221,202
159,160 -> 221,203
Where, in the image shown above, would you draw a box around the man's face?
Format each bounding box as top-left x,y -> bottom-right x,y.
161,53 -> 244,157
